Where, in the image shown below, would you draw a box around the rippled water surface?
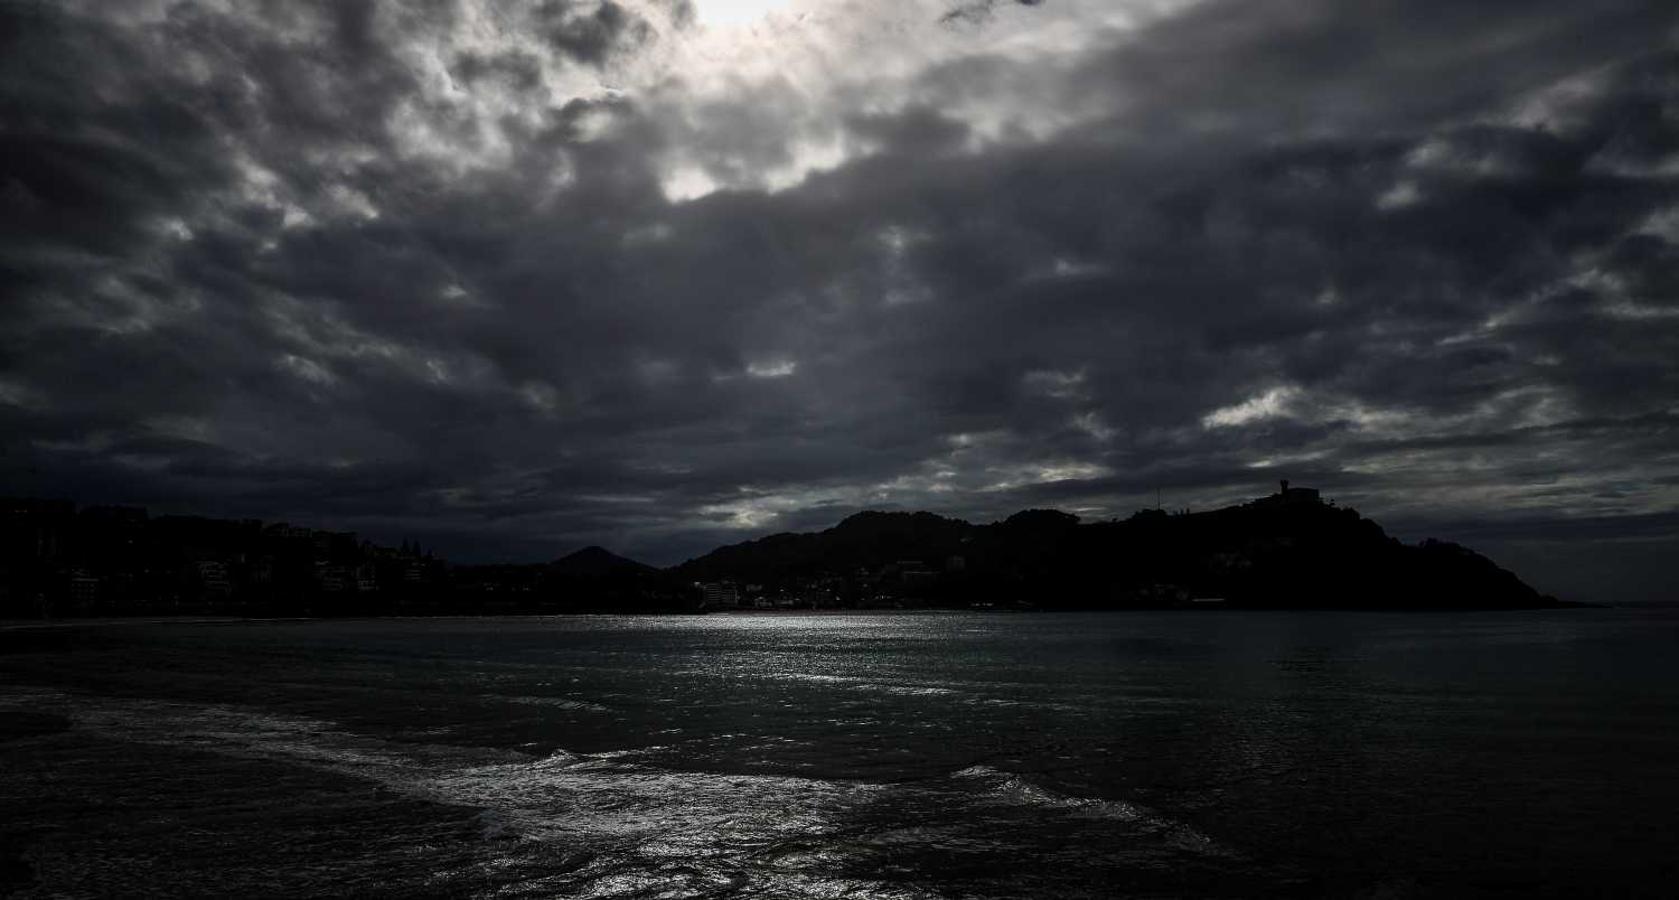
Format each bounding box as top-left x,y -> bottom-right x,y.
3,610 -> 1677,897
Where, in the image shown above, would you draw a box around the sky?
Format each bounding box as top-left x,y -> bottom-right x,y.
2,0 -> 1677,602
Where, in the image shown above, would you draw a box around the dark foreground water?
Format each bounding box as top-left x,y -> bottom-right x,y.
2,610 -> 1677,898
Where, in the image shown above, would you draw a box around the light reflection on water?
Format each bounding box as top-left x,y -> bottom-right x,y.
2,610 -> 1678,897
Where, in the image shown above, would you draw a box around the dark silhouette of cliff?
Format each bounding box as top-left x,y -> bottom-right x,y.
677,486 -> 1558,610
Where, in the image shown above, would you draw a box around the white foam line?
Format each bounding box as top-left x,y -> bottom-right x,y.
42,691 -> 1235,890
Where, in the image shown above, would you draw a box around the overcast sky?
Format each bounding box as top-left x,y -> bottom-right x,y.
2,0 -> 1676,601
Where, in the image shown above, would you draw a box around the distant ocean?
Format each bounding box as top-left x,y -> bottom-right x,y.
3,610 -> 1677,897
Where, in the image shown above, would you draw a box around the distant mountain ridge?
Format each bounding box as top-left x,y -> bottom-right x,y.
676,510 -> 973,581
674,485 -> 1558,609
0,484 -> 1563,616
551,545 -> 654,578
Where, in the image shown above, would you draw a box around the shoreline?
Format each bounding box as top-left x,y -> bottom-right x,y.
0,603 -> 1620,630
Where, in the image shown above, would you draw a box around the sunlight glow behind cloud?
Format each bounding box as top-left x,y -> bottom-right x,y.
690,0 -> 797,29
2,0 -> 1676,603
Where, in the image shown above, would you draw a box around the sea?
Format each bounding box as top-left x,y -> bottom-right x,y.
2,609 -> 1676,898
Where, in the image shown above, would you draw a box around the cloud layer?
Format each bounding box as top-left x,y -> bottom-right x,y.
2,0 -> 1677,599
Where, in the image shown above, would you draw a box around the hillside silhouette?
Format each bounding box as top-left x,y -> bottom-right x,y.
551,546 -> 655,578
2,483 -> 1559,616
678,484 -> 1555,610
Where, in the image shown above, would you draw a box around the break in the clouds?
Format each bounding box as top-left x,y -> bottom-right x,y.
2,0 -> 1677,599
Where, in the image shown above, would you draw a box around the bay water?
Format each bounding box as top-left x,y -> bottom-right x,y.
3,610 -> 1676,897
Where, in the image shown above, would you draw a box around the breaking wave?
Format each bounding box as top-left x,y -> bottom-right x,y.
17,689 -> 1232,896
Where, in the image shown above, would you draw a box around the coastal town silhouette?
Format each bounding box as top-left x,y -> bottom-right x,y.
2,481 -> 1558,618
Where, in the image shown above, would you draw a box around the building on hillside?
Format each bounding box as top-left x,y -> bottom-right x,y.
1254,480 -> 1322,509
1,498 -> 75,563
896,560 -> 936,583
402,559 -> 427,584
316,563 -> 349,593
698,582 -> 741,607
191,560 -> 232,597
67,569 -> 101,607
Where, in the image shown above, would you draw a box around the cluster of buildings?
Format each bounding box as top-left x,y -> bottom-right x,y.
0,498 -> 442,617
694,555 -> 970,610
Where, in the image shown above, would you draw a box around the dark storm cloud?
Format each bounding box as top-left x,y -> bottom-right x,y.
1,0 -> 1676,599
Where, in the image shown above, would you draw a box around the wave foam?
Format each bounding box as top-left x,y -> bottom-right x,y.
23,689 -> 1233,894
